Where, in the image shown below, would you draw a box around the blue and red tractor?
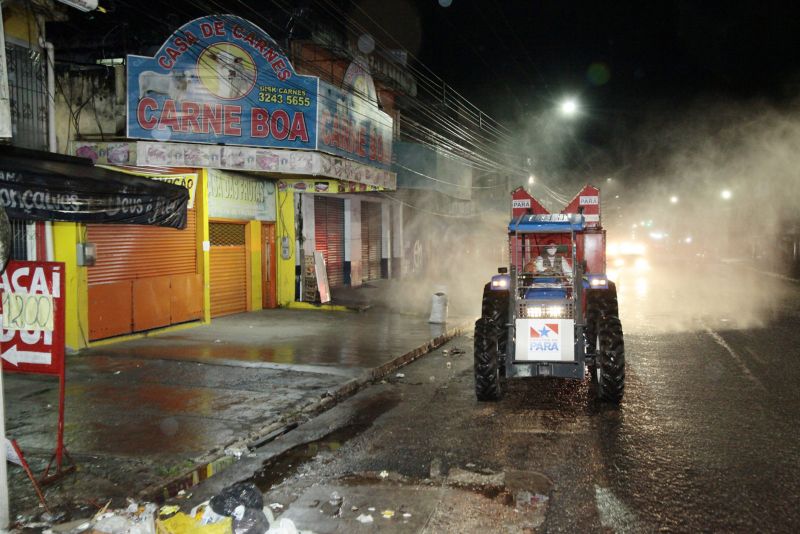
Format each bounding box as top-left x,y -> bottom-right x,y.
475,185 -> 625,403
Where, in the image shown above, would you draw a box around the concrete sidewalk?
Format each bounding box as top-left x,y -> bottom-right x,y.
4,290 -> 473,520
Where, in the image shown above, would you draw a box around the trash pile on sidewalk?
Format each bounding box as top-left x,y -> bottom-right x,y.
22,482 -> 312,534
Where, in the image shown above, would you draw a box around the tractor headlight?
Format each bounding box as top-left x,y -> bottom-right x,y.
527,306 -> 544,318
590,277 -> 607,288
526,305 -> 566,318
491,278 -> 508,289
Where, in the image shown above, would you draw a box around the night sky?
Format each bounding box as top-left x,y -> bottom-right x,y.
349,0 -> 800,178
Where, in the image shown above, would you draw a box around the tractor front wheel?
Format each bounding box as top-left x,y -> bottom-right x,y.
474,318 -> 503,401
595,315 -> 625,404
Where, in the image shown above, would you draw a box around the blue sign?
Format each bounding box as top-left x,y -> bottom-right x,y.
127,15 -> 318,150
318,80 -> 393,170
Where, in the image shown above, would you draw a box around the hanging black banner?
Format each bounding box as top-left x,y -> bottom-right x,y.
0,146 -> 189,229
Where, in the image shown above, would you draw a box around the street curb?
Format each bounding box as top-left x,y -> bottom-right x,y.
138,320 -> 471,503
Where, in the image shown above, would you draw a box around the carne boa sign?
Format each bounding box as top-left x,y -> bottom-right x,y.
127,15 -> 319,150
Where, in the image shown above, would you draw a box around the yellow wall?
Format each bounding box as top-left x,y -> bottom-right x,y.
53,222 -> 88,351
276,190 -> 296,306
197,169 -> 211,323
3,4 -> 41,45
248,221 -> 263,311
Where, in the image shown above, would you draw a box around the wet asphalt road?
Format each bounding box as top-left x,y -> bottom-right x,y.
187,260 -> 800,532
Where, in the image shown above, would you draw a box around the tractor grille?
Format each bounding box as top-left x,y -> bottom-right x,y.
518,300 -> 574,319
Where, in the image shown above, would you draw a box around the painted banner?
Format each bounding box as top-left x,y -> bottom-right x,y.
207,168 -> 275,221
0,146 -> 189,228
99,166 -> 198,209
318,80 -> 392,170
0,261 -> 65,376
127,15 -> 318,150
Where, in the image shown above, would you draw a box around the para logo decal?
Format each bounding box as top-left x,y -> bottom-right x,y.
530,323 -> 560,352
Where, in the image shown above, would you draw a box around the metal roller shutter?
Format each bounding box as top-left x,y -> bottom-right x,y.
209,222 -> 248,317
361,202 -> 382,281
88,210 -> 197,284
87,210 -> 201,340
314,196 -> 345,288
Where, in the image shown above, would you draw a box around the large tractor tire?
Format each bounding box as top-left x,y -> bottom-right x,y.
595,315 -> 625,404
604,281 -> 620,318
481,283 -> 509,357
474,318 -> 503,401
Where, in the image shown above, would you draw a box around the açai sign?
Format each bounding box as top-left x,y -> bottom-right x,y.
0,261 -> 65,376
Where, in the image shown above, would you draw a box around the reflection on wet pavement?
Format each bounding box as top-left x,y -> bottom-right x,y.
86,309 -> 465,369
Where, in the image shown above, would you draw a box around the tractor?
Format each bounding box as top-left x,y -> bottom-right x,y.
474,186 -> 625,403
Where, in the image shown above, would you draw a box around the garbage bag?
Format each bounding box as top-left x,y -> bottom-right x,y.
156,512 -> 232,534
210,482 -> 264,517
232,505 -> 270,534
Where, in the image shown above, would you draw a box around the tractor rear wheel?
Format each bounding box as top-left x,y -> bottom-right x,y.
474,318 -> 503,401
585,291 -> 602,383
596,315 -> 625,404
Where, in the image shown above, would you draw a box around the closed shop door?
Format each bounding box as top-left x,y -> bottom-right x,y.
209,221 -> 248,317
314,197 -> 345,287
262,222 -> 277,309
87,209 -> 201,340
361,202 -> 382,281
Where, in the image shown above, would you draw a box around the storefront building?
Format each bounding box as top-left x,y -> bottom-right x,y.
58,14 -> 397,348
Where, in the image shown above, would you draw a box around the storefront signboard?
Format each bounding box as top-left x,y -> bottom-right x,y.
207,168 -> 275,221
317,80 -> 392,170
127,15 -> 318,150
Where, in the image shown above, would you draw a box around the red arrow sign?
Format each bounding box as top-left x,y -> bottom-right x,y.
0,261 -> 65,376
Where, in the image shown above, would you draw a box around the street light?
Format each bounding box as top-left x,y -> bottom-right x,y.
721,189 -> 732,200
528,174 -> 535,185
559,97 -> 579,117
670,195 -> 679,204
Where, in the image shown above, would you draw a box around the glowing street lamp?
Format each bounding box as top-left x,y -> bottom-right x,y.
721,189 -> 732,200
528,174 -> 535,185
559,97 -> 579,117
670,195 -> 679,204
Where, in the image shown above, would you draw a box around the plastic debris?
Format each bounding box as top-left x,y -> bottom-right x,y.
446,361 -> 452,369
268,503 -> 284,510
381,510 -> 395,519
210,481 -> 264,517
356,514 -> 374,524
232,505 -> 270,534
367,507 -> 376,512
449,347 -> 465,356
158,505 -> 180,517
395,373 -> 405,378
379,470 -> 389,479
225,447 -> 246,459
157,512 -> 232,533
329,491 -> 343,506
266,518 -> 299,534
402,512 -> 412,519
199,505 -> 226,526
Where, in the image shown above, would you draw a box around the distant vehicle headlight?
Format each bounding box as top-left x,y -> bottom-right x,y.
589,277 -> 607,288
634,257 -> 649,271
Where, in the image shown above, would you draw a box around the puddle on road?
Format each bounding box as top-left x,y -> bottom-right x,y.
249,394 -> 399,492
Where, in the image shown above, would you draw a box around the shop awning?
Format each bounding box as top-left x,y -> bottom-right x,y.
0,145 -> 189,229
